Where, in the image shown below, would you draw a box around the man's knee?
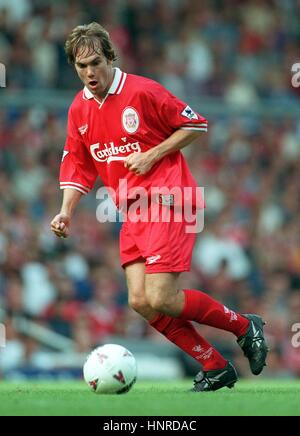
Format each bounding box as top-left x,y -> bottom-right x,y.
128,293 -> 149,314
146,288 -> 168,312
144,273 -> 182,317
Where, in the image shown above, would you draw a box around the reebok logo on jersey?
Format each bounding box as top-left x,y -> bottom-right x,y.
146,255 -> 161,265
78,124 -> 88,135
181,106 -> 198,120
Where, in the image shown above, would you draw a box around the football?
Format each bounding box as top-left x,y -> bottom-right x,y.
83,344 -> 137,394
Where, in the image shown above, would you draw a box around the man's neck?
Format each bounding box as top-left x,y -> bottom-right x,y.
95,68 -> 115,102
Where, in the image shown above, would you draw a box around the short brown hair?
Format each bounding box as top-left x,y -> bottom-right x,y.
65,22 -> 117,64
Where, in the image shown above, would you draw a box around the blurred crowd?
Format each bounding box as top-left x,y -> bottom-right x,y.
0,0 -> 300,102
0,0 -> 300,378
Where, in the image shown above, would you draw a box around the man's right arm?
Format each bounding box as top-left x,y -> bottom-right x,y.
51,105 -> 98,239
51,188 -> 83,238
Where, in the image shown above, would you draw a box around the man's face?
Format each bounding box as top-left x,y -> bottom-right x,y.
75,48 -> 113,100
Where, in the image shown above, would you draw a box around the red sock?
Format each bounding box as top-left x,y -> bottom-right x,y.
180,289 -> 249,337
150,313 -> 228,371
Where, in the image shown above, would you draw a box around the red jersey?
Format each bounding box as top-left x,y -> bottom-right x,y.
60,68 -> 208,208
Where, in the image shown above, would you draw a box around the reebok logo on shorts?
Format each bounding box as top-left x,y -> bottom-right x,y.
146,255 -> 161,265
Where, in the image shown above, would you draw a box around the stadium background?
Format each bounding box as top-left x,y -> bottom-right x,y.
0,0 -> 300,381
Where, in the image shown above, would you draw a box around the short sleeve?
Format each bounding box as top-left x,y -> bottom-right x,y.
144,82 -> 208,133
59,108 -> 98,195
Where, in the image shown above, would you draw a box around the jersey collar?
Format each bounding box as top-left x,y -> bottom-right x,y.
83,68 -> 127,100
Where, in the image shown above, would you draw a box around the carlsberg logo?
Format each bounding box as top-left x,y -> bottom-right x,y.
90,140 -> 141,163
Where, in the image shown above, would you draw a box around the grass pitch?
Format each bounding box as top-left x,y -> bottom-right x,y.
0,379 -> 299,416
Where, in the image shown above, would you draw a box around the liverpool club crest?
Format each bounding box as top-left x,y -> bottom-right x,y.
122,107 -> 140,134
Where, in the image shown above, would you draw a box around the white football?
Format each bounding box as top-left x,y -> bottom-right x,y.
83,344 -> 137,394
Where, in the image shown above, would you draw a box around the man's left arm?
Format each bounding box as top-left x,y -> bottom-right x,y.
124,129 -> 202,176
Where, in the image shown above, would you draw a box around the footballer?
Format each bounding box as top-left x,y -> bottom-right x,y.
51,22 -> 268,391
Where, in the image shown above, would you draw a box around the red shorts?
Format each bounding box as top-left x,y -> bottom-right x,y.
119,207 -> 197,274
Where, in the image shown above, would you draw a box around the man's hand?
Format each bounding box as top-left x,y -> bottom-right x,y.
51,213 -> 71,239
124,152 -> 156,176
